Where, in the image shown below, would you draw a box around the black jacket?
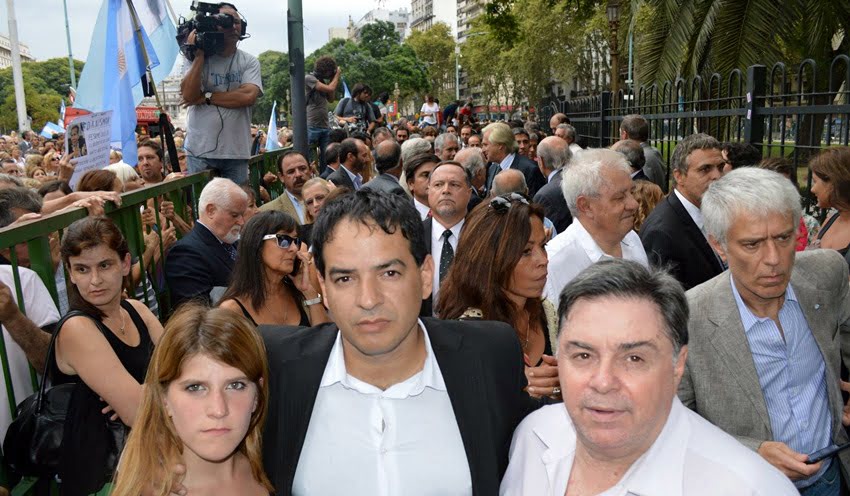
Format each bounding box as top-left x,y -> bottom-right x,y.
164,222 -> 235,308
639,191 -> 724,290
362,173 -> 406,196
485,153 -> 547,197
259,318 -> 536,495
532,169 -> 573,234
326,165 -> 357,191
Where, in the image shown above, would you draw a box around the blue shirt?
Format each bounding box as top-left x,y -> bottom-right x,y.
731,276 -> 832,488
285,189 -> 306,224
341,164 -> 363,191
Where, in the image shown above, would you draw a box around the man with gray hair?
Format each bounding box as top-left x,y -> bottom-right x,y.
434,133 -> 460,161
554,123 -> 581,155
165,177 -> 248,307
502,259 -> 797,495
612,139 -> 648,181
680,167 -> 850,493
533,136 -> 573,233
639,133 -> 726,290
543,149 -> 647,308
620,114 -> 666,189
455,146 -> 487,210
482,122 -> 545,197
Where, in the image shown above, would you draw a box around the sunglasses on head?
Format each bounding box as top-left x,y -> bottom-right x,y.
489,193 -> 530,213
262,233 -> 302,249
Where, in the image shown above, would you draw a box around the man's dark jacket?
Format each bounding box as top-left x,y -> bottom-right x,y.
639,191 -> 723,290
361,173 -> 406,196
259,318 -> 536,495
164,222 -> 235,307
326,166 -> 357,191
532,168 -> 573,234
485,153 -> 546,197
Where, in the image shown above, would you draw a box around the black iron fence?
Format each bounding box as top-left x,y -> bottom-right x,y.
538,54 -> 850,202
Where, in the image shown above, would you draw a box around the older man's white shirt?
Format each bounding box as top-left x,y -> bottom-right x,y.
500,398 -> 798,496
543,218 -> 648,308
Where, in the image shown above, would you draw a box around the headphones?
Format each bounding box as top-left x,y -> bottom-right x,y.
217,2 -> 249,40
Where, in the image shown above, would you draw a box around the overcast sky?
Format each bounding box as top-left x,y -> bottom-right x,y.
1,0 -> 410,70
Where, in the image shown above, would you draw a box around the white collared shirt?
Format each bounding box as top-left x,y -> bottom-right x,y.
285,189 -> 306,224
341,164 -> 363,190
292,323 -> 472,496
543,218 -> 648,308
414,197 -> 430,220
499,153 -> 516,171
431,218 -> 464,315
500,398 -> 798,496
674,188 -> 705,234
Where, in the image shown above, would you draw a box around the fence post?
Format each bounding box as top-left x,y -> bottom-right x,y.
744,65 -> 766,145
600,92 -> 612,148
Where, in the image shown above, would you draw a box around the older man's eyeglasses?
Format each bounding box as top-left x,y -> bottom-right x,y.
489,193 -> 530,213
262,234 -> 302,249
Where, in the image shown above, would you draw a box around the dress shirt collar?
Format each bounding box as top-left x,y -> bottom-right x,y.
432,217 -> 464,238
284,189 -> 305,223
499,153 -> 516,171
340,164 -> 363,189
196,220 -> 233,245
413,197 -> 430,220
532,399 -> 688,496
674,188 -> 704,231
547,168 -> 559,183
319,320 -> 447,397
573,217 -> 639,263
730,274 -> 796,332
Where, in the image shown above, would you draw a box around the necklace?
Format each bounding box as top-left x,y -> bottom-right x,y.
110,308 -> 126,335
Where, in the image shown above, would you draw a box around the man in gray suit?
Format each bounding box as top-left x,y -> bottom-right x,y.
620,114 -> 666,191
679,167 -> 850,495
362,140 -> 405,196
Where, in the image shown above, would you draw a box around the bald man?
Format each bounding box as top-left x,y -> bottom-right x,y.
532,136 -> 573,233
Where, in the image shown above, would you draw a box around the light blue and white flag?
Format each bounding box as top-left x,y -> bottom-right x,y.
266,101 -> 279,151
342,79 -> 351,100
74,0 -> 178,166
58,99 -> 66,128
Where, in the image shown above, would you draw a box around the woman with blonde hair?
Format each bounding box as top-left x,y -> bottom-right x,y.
111,304 -> 272,495
632,179 -> 663,232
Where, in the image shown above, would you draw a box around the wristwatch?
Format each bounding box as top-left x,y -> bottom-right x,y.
204,91 -> 212,105
304,294 -> 323,306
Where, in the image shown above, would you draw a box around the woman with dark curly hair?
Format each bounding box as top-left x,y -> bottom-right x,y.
438,194 -> 561,400
219,210 -> 328,327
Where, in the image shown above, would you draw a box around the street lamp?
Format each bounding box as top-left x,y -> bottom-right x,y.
607,0 -> 620,98
393,82 -> 401,123
455,45 -> 461,101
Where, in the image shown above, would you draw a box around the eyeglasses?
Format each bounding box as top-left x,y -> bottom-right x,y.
262,233 -> 302,249
489,193 -> 530,213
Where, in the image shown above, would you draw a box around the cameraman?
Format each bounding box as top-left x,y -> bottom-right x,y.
179,2 -> 262,185
334,83 -> 377,134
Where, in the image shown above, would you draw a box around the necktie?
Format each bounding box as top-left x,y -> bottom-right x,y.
440,229 -> 454,282
224,243 -> 237,261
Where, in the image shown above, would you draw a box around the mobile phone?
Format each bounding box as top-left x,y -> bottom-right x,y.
806,442 -> 850,464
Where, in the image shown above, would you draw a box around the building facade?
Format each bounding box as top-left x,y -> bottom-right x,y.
353,8 -> 410,41
0,34 -> 34,69
139,74 -> 187,130
410,0 -> 457,36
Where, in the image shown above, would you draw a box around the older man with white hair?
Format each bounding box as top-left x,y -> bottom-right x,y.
434,132 -> 460,161
165,177 -> 248,307
455,146 -> 487,210
680,167 -> 850,494
543,149 -> 647,309
533,136 -> 573,233
482,122 -> 546,196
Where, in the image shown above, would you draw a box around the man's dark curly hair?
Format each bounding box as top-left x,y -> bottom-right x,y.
314,56 -> 337,81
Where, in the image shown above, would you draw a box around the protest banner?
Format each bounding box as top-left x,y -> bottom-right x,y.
65,110 -> 113,188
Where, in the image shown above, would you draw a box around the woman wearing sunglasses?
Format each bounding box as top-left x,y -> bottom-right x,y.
438,193 -> 561,400
219,210 -> 329,327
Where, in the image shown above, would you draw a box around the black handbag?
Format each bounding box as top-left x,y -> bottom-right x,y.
3,311 -> 83,478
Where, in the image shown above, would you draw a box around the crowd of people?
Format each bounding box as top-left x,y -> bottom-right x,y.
1,4 -> 850,494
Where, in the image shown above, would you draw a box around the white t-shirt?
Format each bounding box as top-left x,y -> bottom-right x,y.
0,266 -> 60,441
420,102 -> 440,125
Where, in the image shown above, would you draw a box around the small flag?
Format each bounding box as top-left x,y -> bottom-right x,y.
342,79 -> 351,99
266,101 -> 279,151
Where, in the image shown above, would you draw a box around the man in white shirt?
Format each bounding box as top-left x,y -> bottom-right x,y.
544,149 -> 648,308
423,161 -> 471,316
501,259 -> 798,496
258,191 -> 534,495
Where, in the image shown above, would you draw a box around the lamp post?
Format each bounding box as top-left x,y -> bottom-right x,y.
607,0 -> 620,98
393,82 -> 401,124
455,45 -> 460,101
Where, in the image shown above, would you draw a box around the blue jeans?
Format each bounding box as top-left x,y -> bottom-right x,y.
186,156 -> 248,185
800,459 -> 843,496
307,127 -> 330,173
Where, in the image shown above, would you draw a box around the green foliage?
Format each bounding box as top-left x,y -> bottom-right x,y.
0,58 -> 82,131
359,20 -> 400,58
406,23 -> 457,105
255,50 -> 290,124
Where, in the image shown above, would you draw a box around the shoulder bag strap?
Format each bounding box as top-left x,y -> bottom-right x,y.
35,310 -> 86,413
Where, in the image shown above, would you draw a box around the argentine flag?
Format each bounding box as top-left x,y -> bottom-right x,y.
266,101 -> 279,151
74,0 -> 178,166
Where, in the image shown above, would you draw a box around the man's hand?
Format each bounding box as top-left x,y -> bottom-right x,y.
0,281 -> 21,322
757,441 -> 822,480
262,171 -> 278,186
525,354 -> 560,399
160,201 -> 177,220
57,154 -> 76,182
10,212 -> 42,226
841,380 -> 850,425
